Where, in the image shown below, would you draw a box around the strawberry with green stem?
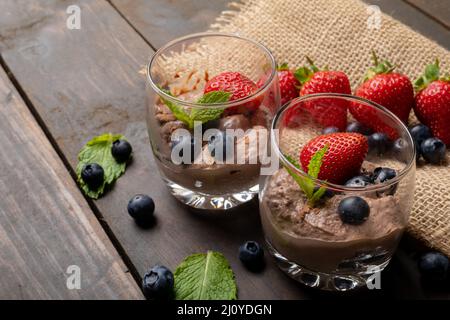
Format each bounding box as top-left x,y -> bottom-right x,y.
413,59 -> 450,145
276,63 -> 300,105
350,50 -> 414,139
284,57 -> 351,130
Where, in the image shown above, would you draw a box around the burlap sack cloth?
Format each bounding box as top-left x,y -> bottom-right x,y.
208,0 -> 450,255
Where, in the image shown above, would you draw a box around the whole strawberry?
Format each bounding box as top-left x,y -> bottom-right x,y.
414,59 -> 450,145
350,51 -> 414,139
204,71 -> 260,114
277,63 -> 300,105
300,132 -> 368,184
285,57 -> 351,130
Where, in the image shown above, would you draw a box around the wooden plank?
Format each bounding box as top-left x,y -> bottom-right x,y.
405,0 -> 450,29
363,0 -> 450,50
0,67 -> 143,299
0,0 -> 311,299
110,0 -> 230,49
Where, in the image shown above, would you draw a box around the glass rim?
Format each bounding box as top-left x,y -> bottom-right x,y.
271,93 -> 416,192
146,32 -> 277,109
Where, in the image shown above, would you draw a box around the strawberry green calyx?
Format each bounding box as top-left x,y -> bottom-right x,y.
283,145 -> 329,207
414,59 -> 450,92
363,50 -> 396,82
277,63 -> 290,71
293,56 -> 320,85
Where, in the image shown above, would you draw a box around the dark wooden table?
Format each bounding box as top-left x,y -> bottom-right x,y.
0,0 -> 449,299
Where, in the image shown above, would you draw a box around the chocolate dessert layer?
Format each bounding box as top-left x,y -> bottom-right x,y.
260,168 -> 407,273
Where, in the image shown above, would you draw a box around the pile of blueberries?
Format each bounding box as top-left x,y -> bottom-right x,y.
408,124 -> 447,164
324,121 -> 447,165
171,130 -> 235,164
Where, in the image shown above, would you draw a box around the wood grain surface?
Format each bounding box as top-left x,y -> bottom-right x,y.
0,0 -> 449,299
0,66 -> 142,299
0,0 -> 313,299
363,0 -> 450,49
110,0 -> 450,51
110,0 -> 230,49
405,0 -> 450,29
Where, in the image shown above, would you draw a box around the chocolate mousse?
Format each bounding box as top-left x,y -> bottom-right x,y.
260,168 -> 407,273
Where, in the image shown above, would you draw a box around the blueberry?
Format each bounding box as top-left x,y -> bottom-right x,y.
345,175 -> 372,188
207,130 -> 235,162
393,138 -> 414,161
368,132 -> 391,155
322,126 -> 339,134
142,265 -> 174,300
111,139 -> 132,163
239,241 -> 264,271
81,163 -> 104,190
372,167 -> 398,196
420,137 -> 446,164
409,124 -> 432,146
418,252 -> 449,282
127,194 -> 155,223
338,196 -> 370,225
346,122 -> 372,135
372,167 -> 396,183
171,134 -> 200,164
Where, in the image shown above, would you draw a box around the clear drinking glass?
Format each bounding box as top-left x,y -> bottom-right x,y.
146,33 -> 279,210
260,94 -> 416,291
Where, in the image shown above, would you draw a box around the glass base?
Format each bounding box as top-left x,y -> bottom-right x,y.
164,179 -> 258,210
266,241 -> 390,291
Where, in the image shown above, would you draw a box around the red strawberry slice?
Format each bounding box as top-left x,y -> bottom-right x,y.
350,51 -> 414,139
284,57 -> 351,130
204,71 -> 261,114
414,60 -> 450,145
300,132 -> 368,184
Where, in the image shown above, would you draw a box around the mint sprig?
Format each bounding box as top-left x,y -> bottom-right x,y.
76,133 -> 129,199
174,251 -> 237,300
283,145 -> 329,206
159,89 -> 231,129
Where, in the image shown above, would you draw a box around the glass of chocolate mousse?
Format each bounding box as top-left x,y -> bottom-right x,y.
146,33 -> 279,210
260,93 -> 416,291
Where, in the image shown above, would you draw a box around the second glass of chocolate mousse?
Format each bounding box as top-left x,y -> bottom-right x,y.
146,33 -> 279,210
260,94 -> 416,291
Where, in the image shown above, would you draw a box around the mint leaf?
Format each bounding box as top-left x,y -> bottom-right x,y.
158,88 -> 192,126
283,145 -> 329,206
307,145 -> 328,179
285,154 -> 300,168
189,91 -> 231,125
284,154 -> 314,198
174,251 -> 237,300
196,91 -> 231,104
159,90 -> 230,129
76,133 -> 129,199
